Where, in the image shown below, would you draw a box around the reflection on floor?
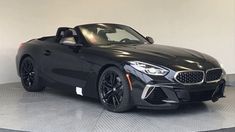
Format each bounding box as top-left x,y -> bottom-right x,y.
0,128 -> 26,132
0,83 -> 234,132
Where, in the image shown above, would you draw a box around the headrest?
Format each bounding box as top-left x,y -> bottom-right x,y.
63,30 -> 74,37
56,27 -> 70,37
55,27 -> 70,42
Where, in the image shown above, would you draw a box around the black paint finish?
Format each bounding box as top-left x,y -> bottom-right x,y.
16,23 -> 226,109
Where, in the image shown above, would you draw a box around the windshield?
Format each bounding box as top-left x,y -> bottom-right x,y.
79,24 -> 149,45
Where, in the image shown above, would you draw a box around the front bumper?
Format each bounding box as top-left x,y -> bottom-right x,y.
130,79 -> 226,110
124,64 -> 226,110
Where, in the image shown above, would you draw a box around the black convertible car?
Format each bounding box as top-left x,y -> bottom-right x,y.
16,23 -> 226,112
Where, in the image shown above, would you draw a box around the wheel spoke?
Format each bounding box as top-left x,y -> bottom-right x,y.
29,75 -> 34,83
21,73 -> 28,79
115,83 -> 122,89
103,89 -> 113,99
28,80 -> 31,86
28,64 -> 33,72
106,93 -> 113,103
112,74 -> 116,86
109,73 -> 116,86
25,61 -> 30,69
116,87 -> 123,95
23,64 -> 29,72
102,81 -> 112,90
114,95 -> 120,105
112,96 -> 117,108
106,82 -> 112,87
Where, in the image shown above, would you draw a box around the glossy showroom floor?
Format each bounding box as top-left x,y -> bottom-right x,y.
0,83 -> 235,132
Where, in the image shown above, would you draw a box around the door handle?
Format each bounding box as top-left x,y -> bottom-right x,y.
44,50 -> 51,56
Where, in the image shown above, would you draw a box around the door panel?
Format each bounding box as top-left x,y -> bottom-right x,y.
40,42 -> 88,89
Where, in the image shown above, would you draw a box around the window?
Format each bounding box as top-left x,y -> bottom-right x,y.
79,24 -> 148,45
106,29 -> 139,42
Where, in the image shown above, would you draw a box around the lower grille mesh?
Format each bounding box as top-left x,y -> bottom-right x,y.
145,87 -> 168,104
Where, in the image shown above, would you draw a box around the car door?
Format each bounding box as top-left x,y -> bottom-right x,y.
40,30 -> 88,91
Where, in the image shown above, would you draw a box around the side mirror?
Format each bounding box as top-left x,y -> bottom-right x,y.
146,36 -> 154,44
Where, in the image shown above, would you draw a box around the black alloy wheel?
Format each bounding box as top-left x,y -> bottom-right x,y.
20,57 -> 45,92
98,67 -> 133,112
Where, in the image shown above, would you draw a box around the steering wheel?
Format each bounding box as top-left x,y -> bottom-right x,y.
120,38 -> 130,43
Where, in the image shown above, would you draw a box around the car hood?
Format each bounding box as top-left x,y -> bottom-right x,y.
96,44 -> 220,71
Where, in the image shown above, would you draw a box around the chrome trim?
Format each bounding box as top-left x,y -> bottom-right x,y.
174,70 -> 205,85
141,84 -> 173,100
206,68 -> 223,83
162,100 -> 177,103
141,84 -> 155,100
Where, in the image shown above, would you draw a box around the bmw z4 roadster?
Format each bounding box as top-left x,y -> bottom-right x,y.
16,23 -> 226,112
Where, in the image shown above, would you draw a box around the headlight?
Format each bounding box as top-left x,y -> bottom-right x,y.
128,61 -> 169,76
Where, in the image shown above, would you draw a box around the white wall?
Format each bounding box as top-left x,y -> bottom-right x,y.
0,0 -> 234,83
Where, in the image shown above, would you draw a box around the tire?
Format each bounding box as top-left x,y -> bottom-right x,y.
98,67 -> 133,112
20,57 -> 45,92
